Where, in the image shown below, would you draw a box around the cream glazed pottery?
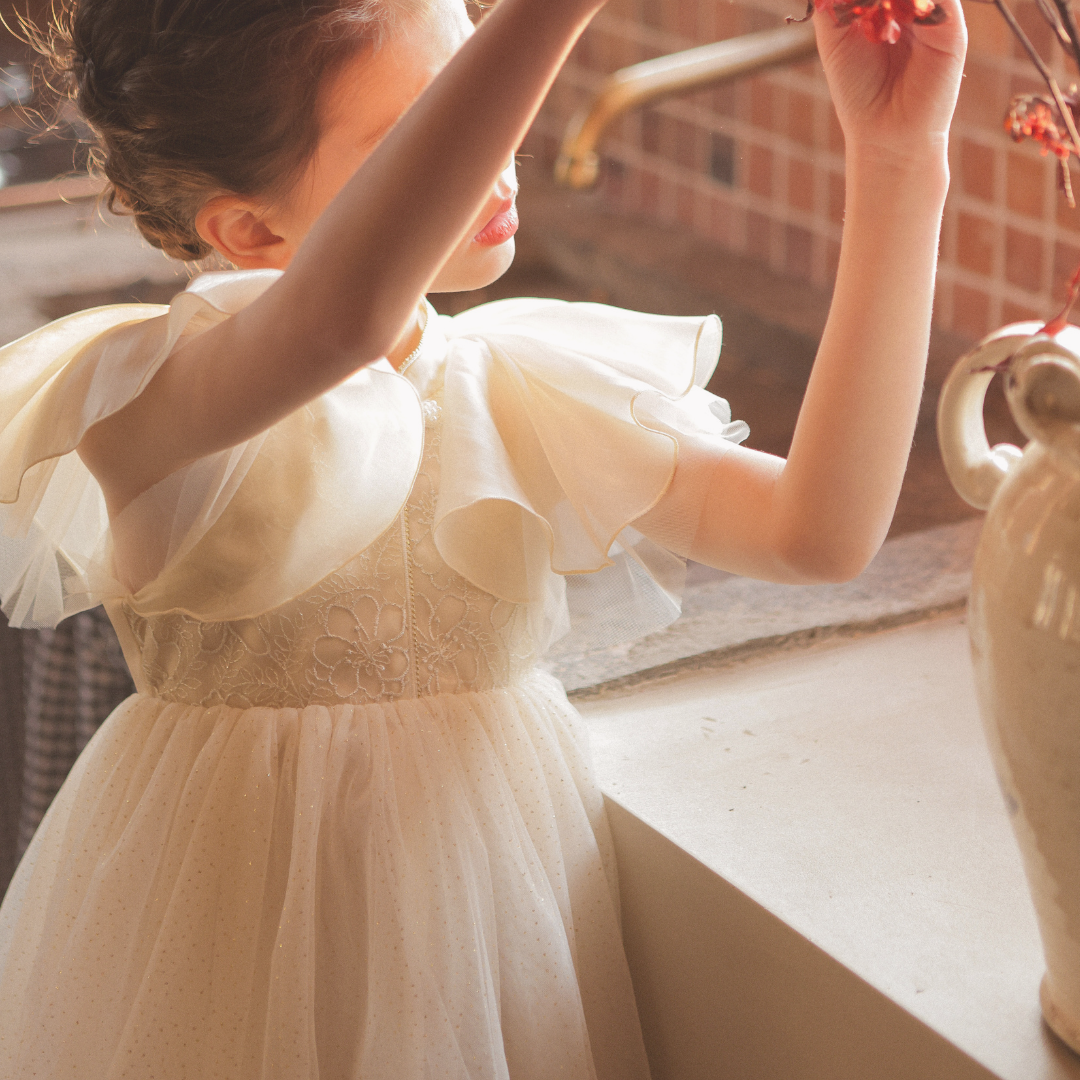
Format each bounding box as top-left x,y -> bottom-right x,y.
938,321 -> 1080,1054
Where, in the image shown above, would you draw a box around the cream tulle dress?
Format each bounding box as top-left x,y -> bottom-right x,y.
0,270 -> 747,1080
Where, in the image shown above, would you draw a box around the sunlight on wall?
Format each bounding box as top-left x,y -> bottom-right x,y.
529,0 -> 1080,340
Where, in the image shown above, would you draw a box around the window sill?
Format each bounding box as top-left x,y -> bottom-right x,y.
563,520 -> 1080,1080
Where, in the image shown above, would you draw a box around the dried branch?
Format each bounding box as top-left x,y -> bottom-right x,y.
995,0 -> 1080,205
1035,0 -> 1074,52
1051,0 -> 1080,79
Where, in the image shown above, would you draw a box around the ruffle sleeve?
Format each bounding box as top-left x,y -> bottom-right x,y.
431,298 -> 748,652
1,276 -> 745,652
0,269 -> 424,628
0,300 -> 174,627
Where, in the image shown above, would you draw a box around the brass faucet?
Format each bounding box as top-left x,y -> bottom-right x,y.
554,21 -> 818,190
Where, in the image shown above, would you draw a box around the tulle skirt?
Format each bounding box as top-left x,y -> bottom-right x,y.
0,669 -> 650,1080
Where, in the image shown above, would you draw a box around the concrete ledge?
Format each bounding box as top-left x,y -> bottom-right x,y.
584,616 -> 1080,1080
607,798 -> 997,1080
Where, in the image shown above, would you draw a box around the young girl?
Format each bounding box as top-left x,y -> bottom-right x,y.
0,0 -> 964,1074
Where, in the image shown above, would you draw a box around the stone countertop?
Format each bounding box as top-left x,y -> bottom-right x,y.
580,614 -> 1080,1080
552,510 -> 1080,1079
548,516 -> 984,698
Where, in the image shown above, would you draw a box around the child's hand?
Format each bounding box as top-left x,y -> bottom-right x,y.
815,0 -> 966,166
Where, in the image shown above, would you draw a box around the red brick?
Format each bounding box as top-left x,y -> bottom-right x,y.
1053,241 -> 1080,296
934,278 -> 950,317
614,31 -> 645,69
954,59 -> 1007,128
674,0 -> 698,42
953,284 -> 991,339
641,110 -> 663,155
788,158 -> 815,212
786,224 -> 814,280
1056,180 -> 1080,229
826,239 -> 841,284
828,170 -> 845,224
642,0 -> 663,31
711,2 -> 744,39
710,198 -> 741,247
790,57 -> 820,79
671,120 -> 700,171
600,156 -> 628,201
595,28 -> 627,71
1002,300 -> 1043,324
746,145 -> 773,197
828,107 -> 844,155
611,112 -> 636,147
1004,228 -> 1043,292
676,184 -> 695,227
639,169 -> 661,215
1009,72 -> 1046,99
746,210 -> 772,260
938,205 -> 957,264
788,90 -> 815,147
1013,2 -> 1056,59
659,177 -> 678,224
1006,151 -> 1046,219
711,83 -> 738,118
959,140 -> 995,202
966,0 -> 1012,55
956,213 -> 996,276
741,5 -> 777,33
750,78 -> 774,130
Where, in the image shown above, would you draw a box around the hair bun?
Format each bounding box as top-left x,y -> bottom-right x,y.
35,0 -> 397,262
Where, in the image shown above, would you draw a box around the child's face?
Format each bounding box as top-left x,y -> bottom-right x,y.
278,0 -> 518,291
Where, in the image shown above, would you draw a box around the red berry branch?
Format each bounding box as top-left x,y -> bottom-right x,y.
989,0 -> 1080,208
788,0 -> 946,43
980,0 -> 1080,331
790,0 -> 1080,334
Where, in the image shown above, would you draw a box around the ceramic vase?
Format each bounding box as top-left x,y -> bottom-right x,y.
938,321 -> 1080,1053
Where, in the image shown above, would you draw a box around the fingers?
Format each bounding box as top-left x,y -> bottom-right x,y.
906,0 -> 968,52
810,0 -> 965,54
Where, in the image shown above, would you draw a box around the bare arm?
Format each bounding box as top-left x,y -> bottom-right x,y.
639,0 -> 966,584
79,0 -> 603,515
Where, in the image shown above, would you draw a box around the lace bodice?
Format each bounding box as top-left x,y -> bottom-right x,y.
121,390 -> 536,708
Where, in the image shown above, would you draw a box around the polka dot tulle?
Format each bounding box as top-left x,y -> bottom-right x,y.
0,400 -> 650,1080
0,674 -> 646,1079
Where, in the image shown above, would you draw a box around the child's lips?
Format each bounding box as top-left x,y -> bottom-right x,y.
473,199 -> 518,246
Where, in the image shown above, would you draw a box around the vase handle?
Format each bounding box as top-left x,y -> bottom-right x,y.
1005,339 -> 1080,449
936,325 -> 1035,510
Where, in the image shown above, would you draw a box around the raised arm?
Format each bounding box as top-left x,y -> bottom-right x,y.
79,0 -> 604,515
639,0 -> 967,584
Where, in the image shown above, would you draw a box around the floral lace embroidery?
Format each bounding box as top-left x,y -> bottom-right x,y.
123,390 -> 536,708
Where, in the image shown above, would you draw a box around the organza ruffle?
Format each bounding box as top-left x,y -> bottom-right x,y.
0,270 -> 425,629
431,298 -> 747,649
0,275 -> 746,650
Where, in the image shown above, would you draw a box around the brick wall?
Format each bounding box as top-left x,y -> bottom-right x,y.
527,0 -> 1080,340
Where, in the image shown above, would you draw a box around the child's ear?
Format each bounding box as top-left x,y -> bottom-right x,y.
195,196 -> 293,269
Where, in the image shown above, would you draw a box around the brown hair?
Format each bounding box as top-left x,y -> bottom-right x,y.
34,0 -> 416,259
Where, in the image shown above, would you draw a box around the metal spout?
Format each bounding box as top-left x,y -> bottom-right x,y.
555,21 -> 818,189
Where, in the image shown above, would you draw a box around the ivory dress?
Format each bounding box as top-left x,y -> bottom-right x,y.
0,271 -> 747,1080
